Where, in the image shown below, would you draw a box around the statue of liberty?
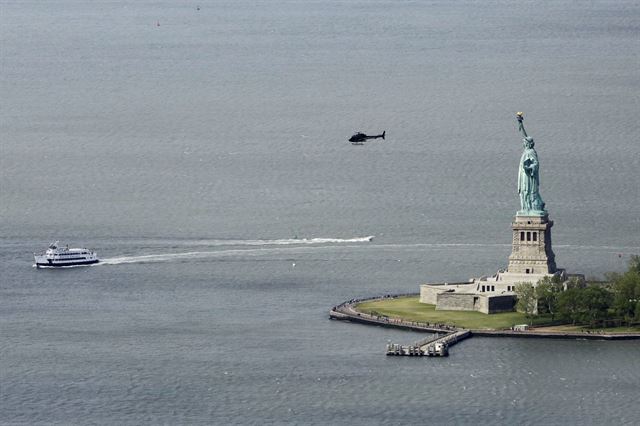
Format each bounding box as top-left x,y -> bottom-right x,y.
516,113 -> 546,216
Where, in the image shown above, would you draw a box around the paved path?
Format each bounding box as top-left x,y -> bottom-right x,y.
331,298 -> 458,334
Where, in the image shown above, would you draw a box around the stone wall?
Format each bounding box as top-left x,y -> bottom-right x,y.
436,292 -> 480,312
433,292 -> 515,314
487,295 -> 517,313
422,283 -> 518,314
419,285 -> 440,305
420,282 -> 477,305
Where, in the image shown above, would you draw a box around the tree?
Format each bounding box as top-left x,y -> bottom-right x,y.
557,285 -> 613,327
515,282 -> 537,324
557,288 -> 583,325
612,256 -> 640,325
580,286 -> 612,327
536,277 -> 562,321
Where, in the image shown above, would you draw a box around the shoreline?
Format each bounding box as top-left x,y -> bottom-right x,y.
330,293 -> 640,341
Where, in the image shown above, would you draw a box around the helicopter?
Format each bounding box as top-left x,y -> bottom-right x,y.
349,130 -> 385,145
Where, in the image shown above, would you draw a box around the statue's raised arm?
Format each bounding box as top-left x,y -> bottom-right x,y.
516,112 -> 528,139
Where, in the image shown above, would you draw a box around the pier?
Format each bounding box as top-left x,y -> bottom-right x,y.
386,330 -> 472,357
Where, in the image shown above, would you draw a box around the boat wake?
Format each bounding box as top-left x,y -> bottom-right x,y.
100,250 -> 240,265
98,236 -> 374,266
168,236 -> 375,247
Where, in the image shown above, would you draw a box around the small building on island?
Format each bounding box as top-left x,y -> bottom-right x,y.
420,113 -> 582,314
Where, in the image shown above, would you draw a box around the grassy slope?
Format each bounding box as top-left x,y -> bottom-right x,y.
355,296 -> 552,330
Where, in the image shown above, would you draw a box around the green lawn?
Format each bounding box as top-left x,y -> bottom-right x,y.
355,296 -> 553,330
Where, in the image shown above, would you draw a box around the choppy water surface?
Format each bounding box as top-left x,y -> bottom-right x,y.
1,1 -> 639,424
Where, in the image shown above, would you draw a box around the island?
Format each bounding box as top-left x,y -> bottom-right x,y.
329,114 -> 640,356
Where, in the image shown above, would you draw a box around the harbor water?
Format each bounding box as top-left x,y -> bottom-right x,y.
1,1 -> 639,424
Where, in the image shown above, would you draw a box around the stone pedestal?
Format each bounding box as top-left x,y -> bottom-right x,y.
507,214 -> 557,275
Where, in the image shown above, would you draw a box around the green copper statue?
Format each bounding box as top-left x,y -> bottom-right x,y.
516,113 -> 546,216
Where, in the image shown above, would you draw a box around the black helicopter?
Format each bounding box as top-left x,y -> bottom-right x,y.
349,130 -> 385,144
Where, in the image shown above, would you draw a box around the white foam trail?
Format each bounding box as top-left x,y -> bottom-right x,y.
100,251 -> 226,265
171,236 -> 375,247
97,241 -> 504,267
98,236 -> 374,266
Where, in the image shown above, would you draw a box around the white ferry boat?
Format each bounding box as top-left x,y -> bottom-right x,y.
34,242 -> 100,268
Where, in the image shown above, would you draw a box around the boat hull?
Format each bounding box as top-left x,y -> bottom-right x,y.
34,254 -> 100,268
35,259 -> 100,268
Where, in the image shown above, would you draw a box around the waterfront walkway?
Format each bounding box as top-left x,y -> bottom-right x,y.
330,294 -> 459,333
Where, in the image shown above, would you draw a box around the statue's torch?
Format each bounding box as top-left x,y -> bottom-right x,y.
516,112 -> 528,138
